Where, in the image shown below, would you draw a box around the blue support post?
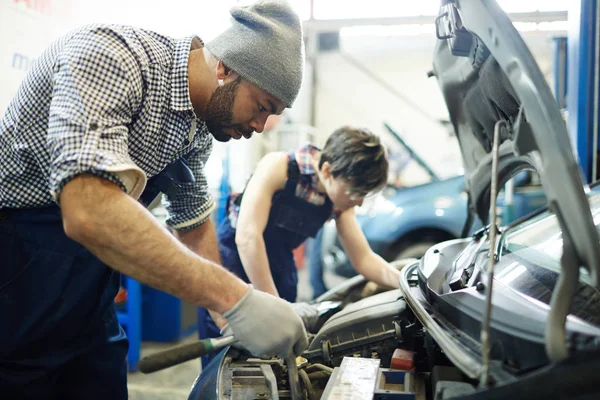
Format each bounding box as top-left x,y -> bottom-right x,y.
117,277 -> 142,372
217,147 -> 230,225
552,36 -> 568,108
567,0 -> 599,183
125,277 -> 141,372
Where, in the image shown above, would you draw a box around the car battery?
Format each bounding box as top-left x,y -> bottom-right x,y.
322,356 -> 419,400
322,357 -> 380,400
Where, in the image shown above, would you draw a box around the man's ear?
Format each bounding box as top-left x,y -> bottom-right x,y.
216,60 -> 239,82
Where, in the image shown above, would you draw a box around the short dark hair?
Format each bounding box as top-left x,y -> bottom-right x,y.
319,126 -> 388,195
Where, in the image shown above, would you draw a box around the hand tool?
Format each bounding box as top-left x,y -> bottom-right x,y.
138,335 -> 237,373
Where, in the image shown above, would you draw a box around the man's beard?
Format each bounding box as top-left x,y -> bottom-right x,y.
204,77 -> 242,142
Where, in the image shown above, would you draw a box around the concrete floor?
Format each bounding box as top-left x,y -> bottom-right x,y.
126,264 -> 346,399
127,336 -> 200,400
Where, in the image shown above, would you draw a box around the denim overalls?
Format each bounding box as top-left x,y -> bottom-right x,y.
0,154 -> 194,399
197,153 -> 333,367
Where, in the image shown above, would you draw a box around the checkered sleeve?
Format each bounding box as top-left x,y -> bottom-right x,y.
163,139 -> 215,231
47,27 -> 147,201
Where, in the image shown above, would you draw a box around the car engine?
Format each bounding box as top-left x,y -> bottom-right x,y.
201,274 -> 469,400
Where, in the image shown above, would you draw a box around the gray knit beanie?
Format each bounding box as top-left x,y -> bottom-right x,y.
206,0 -> 304,108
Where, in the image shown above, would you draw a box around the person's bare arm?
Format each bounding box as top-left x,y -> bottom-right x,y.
235,152 -> 288,297
174,220 -> 228,329
60,174 -> 248,314
174,219 -> 221,264
336,208 -> 400,288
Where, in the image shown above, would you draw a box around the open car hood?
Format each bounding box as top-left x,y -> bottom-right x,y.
432,0 -> 600,286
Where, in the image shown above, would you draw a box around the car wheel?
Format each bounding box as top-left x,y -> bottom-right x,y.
391,241 -> 436,261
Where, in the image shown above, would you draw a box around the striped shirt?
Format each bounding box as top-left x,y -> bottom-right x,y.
0,25 -> 214,230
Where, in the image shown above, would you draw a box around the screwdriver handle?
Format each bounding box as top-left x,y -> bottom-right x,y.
138,336 -> 236,373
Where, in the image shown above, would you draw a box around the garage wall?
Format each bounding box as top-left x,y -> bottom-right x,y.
0,0 -> 74,113
301,31 -> 558,184
69,0 -> 235,40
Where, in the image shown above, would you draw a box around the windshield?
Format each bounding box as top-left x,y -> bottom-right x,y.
497,185 -> 600,325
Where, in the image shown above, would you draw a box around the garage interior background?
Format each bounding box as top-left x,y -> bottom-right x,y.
0,0 -> 580,397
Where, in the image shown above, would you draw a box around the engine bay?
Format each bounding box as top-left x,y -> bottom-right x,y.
197,271 -> 477,400
188,253 -> 600,400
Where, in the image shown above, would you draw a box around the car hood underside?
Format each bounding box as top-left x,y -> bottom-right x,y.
432,0 -> 600,285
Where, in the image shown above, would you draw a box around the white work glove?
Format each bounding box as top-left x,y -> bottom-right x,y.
222,286 -> 308,358
290,302 -> 320,332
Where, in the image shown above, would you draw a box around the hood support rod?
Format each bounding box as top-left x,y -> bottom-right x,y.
479,120 -> 506,387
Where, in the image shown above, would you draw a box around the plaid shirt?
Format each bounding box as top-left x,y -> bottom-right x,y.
0,25 -> 214,230
228,144 -> 339,228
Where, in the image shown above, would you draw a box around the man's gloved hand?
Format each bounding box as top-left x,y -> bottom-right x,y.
219,324 -> 234,338
222,285 -> 308,358
290,302 -> 320,332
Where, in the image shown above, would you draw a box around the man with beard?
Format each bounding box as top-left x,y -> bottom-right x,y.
0,0 -> 307,398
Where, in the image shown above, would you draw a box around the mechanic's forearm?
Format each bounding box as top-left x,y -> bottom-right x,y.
357,253 -> 401,289
236,232 -> 279,297
175,220 -> 228,328
60,174 -> 248,313
175,219 -> 222,264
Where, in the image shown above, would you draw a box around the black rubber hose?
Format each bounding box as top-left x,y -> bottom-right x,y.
299,369 -> 317,400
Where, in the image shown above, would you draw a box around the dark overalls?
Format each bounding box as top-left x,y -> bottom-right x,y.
0,154 -> 193,399
197,154 -> 333,367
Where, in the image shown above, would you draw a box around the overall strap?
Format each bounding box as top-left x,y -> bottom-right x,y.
283,157 -> 301,195
139,151 -> 196,207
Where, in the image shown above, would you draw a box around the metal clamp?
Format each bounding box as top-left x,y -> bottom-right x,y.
435,12 -> 452,40
260,365 -> 280,400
